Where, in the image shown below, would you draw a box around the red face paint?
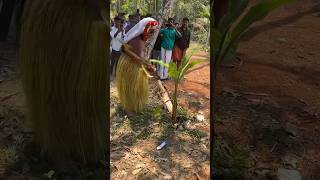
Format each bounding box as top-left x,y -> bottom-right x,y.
143,21 -> 158,41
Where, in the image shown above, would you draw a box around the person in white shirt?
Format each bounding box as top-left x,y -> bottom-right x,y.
110,16 -> 125,76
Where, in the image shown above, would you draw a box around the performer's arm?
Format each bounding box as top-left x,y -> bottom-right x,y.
122,44 -> 155,73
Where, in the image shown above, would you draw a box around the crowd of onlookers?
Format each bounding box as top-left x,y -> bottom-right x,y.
110,9 -> 191,81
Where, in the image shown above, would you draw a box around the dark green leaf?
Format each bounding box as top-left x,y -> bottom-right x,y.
179,60 -> 203,80
150,59 -> 169,68
212,28 -> 223,55
218,0 -> 249,33
231,0 -> 296,41
168,62 -> 179,79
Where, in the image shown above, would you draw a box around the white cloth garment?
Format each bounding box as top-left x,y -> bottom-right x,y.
121,17 -> 156,43
158,47 -> 172,79
110,26 -> 125,51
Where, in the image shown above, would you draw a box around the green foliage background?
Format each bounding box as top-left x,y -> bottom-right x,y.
111,0 -> 210,45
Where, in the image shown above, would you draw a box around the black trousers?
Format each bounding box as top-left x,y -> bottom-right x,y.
110,49 -> 121,76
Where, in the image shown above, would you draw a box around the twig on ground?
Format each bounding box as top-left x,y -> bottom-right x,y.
270,142 -> 278,153
1,92 -> 19,102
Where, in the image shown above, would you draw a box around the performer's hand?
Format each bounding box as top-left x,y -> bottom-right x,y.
146,64 -> 156,73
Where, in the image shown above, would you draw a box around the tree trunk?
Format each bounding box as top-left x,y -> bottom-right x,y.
144,0 -> 176,60
0,0 -> 17,42
211,0 -> 223,178
19,0 -> 108,164
213,0 -> 229,27
206,23 -> 210,47
15,0 -> 26,46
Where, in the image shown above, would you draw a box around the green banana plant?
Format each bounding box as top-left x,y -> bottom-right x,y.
151,51 -> 203,123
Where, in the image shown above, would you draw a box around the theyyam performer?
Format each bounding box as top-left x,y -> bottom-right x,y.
116,17 -> 158,114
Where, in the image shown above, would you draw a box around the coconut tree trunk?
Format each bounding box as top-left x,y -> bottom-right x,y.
15,0 -> 25,46
213,0 -> 229,27
19,0 -> 108,163
211,0 -> 227,178
144,0 -> 176,60
0,0 -> 17,42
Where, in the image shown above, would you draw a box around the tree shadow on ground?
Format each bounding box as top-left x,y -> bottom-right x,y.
110,97 -> 210,178
214,88 -> 320,178
240,4 -> 319,42
0,103 -> 109,180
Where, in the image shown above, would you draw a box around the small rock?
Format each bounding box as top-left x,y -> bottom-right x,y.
178,125 -> 184,131
223,87 -> 240,97
277,168 -> 301,180
111,146 -> 121,152
284,123 -> 298,137
283,157 -> 299,168
46,170 -> 55,179
162,173 -> 173,179
182,120 -> 191,129
132,168 -> 142,175
135,163 -> 145,169
191,150 -> 202,158
255,169 -> 272,177
110,108 -> 116,117
277,38 -> 287,43
183,146 -> 193,154
312,12 -> 320,17
248,98 -> 262,106
196,114 -> 205,122
297,55 -> 304,59
156,157 -> 169,162
22,163 -> 30,173
201,137 -> 208,143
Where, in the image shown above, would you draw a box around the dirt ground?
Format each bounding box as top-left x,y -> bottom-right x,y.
164,0 -> 320,179
110,79 -> 210,179
0,41 -> 210,179
1,0 -> 320,179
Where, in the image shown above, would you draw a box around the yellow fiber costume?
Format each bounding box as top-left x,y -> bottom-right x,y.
116,44 -> 149,113
19,0 -> 107,162
115,17 -> 157,113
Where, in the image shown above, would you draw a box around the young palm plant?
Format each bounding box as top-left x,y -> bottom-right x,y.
151,51 -> 203,123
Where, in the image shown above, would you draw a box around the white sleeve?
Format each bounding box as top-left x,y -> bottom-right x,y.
110,27 -> 118,37
114,31 -> 126,41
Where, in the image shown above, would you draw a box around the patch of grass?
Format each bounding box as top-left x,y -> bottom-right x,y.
188,98 -> 202,109
213,137 -> 250,179
0,146 -> 18,165
136,128 -> 153,140
186,43 -> 202,56
184,129 -> 207,139
177,107 -> 193,122
186,42 -> 209,57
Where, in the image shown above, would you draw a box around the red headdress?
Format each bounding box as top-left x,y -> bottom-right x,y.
143,21 -> 158,41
